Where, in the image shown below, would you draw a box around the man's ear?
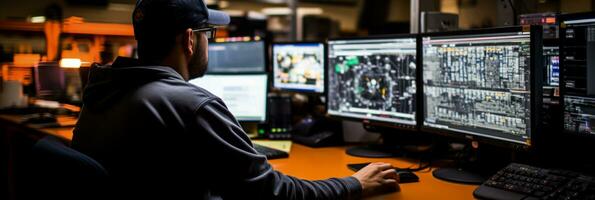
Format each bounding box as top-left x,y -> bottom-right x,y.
183,28 -> 194,57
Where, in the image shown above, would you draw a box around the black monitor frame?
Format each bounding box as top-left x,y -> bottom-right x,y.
558,12 -> 595,138
205,40 -> 268,75
325,34 -> 421,131
419,26 -> 544,150
270,41 -> 328,95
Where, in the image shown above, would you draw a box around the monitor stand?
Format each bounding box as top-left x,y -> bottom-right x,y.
345,124 -> 434,158
432,168 -> 486,185
431,141 -> 492,185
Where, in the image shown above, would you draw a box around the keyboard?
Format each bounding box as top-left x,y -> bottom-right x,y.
474,163 -> 595,200
253,143 -> 289,159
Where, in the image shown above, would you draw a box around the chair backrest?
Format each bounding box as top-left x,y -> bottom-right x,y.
25,136 -> 110,200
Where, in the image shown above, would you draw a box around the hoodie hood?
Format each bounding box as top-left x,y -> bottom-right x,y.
83,57 -> 185,109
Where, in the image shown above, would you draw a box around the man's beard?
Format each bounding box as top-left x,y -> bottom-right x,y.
187,49 -> 208,80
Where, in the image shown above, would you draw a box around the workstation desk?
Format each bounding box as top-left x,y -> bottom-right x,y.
0,114 -> 477,200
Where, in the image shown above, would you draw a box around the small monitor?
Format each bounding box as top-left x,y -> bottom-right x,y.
189,74 -> 268,122
35,63 -> 65,100
206,41 -> 266,73
544,46 -> 560,87
272,42 -> 325,93
560,12 -> 595,136
327,36 -> 418,127
422,27 -> 541,146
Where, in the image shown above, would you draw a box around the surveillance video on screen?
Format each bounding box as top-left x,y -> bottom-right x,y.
273,43 -> 325,93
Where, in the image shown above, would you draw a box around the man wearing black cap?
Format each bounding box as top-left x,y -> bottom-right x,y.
72,0 -> 398,199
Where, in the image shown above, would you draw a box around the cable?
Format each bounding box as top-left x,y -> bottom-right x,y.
395,160 -> 432,172
394,147 -> 435,173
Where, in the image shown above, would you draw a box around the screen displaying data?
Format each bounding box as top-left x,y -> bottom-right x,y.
544,46 -> 560,87
561,15 -> 595,136
189,74 -> 268,122
327,37 -> 417,126
422,31 -> 533,145
207,41 -> 266,73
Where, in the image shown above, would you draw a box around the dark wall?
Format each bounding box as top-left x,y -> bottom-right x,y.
358,0 -> 390,30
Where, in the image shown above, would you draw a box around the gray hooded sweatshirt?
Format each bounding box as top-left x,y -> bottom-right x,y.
72,57 -> 361,199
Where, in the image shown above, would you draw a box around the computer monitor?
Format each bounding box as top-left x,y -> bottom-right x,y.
206,41 -> 266,73
327,36 -> 418,128
560,12 -> 595,137
35,62 -> 65,100
421,26 -> 543,184
272,42 -> 325,93
544,46 -> 560,87
422,26 -> 543,148
188,74 -> 268,122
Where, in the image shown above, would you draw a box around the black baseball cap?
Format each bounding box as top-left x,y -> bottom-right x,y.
132,0 -> 230,40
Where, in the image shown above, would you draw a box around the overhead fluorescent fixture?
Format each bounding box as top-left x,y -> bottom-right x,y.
30,16 -> 46,23
261,7 -> 323,16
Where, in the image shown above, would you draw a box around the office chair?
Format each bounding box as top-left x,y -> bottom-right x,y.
23,136 -> 110,200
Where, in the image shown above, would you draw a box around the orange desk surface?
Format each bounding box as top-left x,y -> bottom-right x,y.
269,144 -> 477,200
1,114 -> 477,199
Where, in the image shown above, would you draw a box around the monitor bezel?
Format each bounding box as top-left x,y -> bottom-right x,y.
270,41 -> 327,95
558,12 -> 595,138
419,26 -> 543,149
205,40 -> 268,74
325,34 -> 420,131
191,73 -> 270,123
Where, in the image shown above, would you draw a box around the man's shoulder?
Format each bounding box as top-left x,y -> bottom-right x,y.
137,79 -> 220,112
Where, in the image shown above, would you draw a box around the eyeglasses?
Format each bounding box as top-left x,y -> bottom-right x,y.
192,27 -> 217,40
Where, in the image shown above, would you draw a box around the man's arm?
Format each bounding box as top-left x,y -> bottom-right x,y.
193,98 -> 362,199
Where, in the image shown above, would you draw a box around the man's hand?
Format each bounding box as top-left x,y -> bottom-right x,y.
351,162 -> 400,197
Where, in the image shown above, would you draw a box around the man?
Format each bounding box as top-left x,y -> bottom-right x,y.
72,0 -> 399,199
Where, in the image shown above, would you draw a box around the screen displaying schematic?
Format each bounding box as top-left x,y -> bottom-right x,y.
327,37 -> 417,126
422,32 -> 533,145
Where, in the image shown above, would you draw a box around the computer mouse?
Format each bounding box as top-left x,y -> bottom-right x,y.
396,170 -> 419,183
